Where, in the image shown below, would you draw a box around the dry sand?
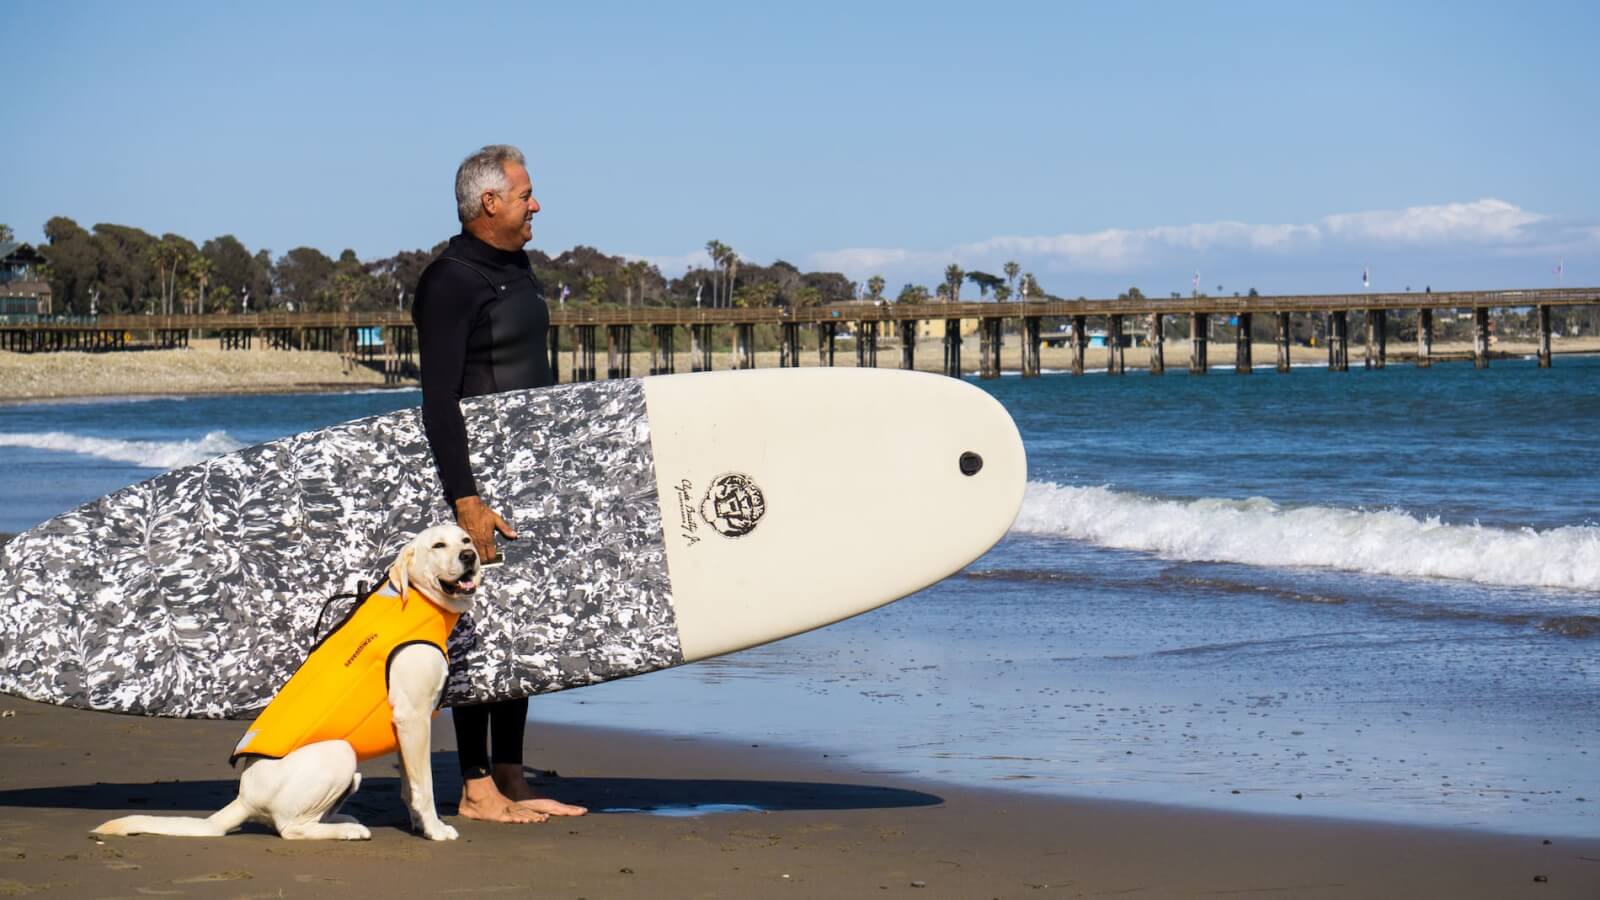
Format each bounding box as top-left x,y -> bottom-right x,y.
0,698 -> 1595,898
0,345 -> 394,402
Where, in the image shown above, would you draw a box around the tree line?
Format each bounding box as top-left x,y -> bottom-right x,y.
13,218 -> 1050,318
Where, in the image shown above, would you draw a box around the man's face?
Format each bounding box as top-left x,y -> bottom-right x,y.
484,162 -> 539,248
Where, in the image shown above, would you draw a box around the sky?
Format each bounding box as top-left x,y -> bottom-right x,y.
5,0 -> 1598,298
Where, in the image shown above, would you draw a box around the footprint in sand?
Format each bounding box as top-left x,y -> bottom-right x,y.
170,869 -> 253,884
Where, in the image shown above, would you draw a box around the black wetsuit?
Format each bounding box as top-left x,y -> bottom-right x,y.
411,228 -> 551,778
413,230 -> 552,503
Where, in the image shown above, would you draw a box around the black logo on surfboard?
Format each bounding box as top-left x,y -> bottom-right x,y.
699,473 -> 766,538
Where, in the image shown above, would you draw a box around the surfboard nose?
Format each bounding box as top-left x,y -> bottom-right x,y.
644,368 -> 1027,663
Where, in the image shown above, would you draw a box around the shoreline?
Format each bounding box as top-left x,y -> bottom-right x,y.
4,337 -> 1598,403
0,697 -> 1595,898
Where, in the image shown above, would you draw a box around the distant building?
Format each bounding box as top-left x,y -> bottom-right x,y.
815,299 -> 980,339
0,242 -> 53,320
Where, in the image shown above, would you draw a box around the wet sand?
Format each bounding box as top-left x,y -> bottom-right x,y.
6,336 -> 1596,402
0,698 -> 1594,898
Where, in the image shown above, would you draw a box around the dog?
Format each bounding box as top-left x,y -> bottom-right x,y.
94,524 -> 481,841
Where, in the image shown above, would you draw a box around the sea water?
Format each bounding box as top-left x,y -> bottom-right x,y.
1,360 -> 1595,836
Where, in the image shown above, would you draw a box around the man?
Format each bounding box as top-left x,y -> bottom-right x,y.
411,144 -> 586,824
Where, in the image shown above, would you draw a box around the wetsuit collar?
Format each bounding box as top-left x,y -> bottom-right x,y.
450,228 -> 529,269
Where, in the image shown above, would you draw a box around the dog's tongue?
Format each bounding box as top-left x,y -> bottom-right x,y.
459,577 -> 477,592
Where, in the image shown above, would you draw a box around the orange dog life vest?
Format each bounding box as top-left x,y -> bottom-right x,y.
231,582 -> 460,765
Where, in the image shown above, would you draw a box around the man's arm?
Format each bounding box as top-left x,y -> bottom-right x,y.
412,265 -> 519,559
412,263 -> 479,505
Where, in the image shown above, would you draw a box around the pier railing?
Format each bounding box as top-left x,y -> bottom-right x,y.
2,287 -> 1595,380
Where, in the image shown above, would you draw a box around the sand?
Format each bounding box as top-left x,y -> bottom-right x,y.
5,343 -> 1600,897
6,335 -> 1598,403
0,698 -> 1593,898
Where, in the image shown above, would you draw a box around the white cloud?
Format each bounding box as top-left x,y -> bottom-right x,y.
809,247 -> 923,274
807,198 -> 1559,281
1320,198 -> 1543,244
625,249 -> 713,276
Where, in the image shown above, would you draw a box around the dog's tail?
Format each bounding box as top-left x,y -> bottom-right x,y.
93,798 -> 250,838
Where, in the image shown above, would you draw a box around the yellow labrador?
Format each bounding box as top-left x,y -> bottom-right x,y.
94,524 -> 480,841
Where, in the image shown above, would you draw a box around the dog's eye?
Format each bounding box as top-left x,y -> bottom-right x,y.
432,542 -> 447,549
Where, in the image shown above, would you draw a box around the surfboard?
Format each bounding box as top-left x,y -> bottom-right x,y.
0,368 -> 1026,719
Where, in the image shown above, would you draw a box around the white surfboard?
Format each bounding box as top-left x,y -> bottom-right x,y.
644,369 -> 1025,661
0,368 -> 1026,718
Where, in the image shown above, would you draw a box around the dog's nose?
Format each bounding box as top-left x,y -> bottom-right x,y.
460,548 -> 477,565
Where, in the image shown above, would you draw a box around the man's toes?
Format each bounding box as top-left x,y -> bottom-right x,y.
517,798 -> 588,817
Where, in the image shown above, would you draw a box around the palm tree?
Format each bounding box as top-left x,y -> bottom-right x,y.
705,239 -> 729,307
148,241 -> 185,315
1003,261 -> 1020,300
332,271 -> 363,313
866,275 -> 886,301
189,255 -> 214,315
623,260 -> 652,307
725,251 -> 740,308
944,264 -> 963,303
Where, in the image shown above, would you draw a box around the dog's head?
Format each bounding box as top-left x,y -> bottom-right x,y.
389,524 -> 481,614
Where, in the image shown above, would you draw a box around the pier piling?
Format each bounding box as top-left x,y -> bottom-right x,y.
1275,312 -> 1291,373
1107,314 -> 1125,375
1417,309 -> 1433,368
1070,315 -> 1087,376
1537,305 -> 1552,368
859,320 -> 880,369
1021,316 -> 1041,377
943,318 -> 962,378
1235,312 -> 1252,374
979,318 -> 1002,378
1189,313 -> 1208,374
899,320 -> 917,370
650,324 -> 676,375
606,325 -> 632,379
735,323 -> 755,370
1328,311 -> 1349,372
779,322 -> 800,368
1473,307 -> 1490,368
1148,313 -> 1165,374
1365,310 -> 1386,369
575,325 -> 598,381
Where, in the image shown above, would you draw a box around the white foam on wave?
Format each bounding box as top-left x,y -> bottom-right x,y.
1013,481 -> 1600,592
0,431 -> 247,469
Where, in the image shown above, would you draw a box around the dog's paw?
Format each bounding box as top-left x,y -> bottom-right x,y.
337,823 -> 372,841
419,819 -> 459,842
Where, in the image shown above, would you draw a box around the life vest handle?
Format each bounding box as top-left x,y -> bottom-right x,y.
311,575 -> 387,649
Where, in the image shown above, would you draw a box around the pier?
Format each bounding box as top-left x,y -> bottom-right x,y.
1,287 -> 1595,383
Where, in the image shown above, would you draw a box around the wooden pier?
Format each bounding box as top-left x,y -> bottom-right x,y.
1,288 -> 1595,383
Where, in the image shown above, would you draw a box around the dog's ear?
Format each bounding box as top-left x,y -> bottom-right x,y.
391,544 -> 416,600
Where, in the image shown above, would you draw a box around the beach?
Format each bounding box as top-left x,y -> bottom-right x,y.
7,335 -> 1599,402
0,697 -> 1595,899
1,354 -> 1598,898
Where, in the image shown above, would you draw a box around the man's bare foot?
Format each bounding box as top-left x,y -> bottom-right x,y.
493,763 -> 588,817
457,775 -> 549,823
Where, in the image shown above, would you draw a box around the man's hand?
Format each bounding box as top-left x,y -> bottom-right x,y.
453,496 -> 518,562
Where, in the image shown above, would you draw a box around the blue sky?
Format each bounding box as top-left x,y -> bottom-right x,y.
5,1 -> 1597,297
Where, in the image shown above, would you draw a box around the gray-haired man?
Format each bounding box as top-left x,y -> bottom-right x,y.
412,144 -> 586,824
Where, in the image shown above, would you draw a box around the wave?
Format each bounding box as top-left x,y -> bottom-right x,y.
0,430 -> 247,469
1012,482 -> 1600,592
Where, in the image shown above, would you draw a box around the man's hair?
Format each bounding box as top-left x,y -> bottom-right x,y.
455,145 -> 526,224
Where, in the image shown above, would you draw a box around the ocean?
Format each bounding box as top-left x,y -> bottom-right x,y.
1,358 -> 1596,837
